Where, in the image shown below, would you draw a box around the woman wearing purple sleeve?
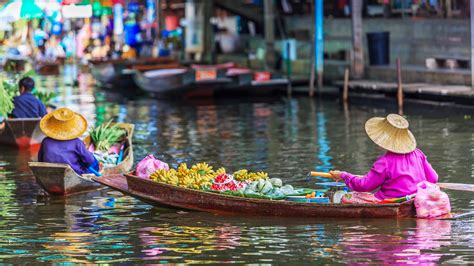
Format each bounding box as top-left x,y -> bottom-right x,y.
329,114 -> 438,204
38,108 -> 100,175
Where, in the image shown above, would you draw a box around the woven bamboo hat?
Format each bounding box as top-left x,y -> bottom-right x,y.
40,108 -> 88,141
365,114 -> 416,154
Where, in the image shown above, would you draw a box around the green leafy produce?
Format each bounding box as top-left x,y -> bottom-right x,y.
2,70 -> 56,106
205,187 -> 315,200
0,80 -> 14,117
89,120 -> 126,152
33,91 -> 57,105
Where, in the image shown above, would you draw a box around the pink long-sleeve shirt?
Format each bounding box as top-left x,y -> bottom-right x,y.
341,148 -> 438,200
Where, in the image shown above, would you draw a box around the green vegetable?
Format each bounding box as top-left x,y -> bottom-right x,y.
247,181 -> 258,191
256,179 -> 266,191
0,79 -> 14,117
89,120 -> 126,151
270,178 -> 283,188
33,90 -> 57,105
260,180 -> 273,194
205,187 -> 316,200
280,185 -> 295,195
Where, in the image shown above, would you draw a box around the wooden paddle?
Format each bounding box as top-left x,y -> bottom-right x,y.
437,183 -> 474,192
309,171 -> 474,192
309,171 -> 336,179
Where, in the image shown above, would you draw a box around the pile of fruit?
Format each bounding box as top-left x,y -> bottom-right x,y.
150,162 -> 226,190
147,162 -> 313,200
148,163 -> 269,190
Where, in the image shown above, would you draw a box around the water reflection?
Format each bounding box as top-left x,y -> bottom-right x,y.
315,112 -> 333,173
339,219 -> 452,265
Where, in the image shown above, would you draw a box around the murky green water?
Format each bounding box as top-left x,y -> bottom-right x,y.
0,70 -> 473,264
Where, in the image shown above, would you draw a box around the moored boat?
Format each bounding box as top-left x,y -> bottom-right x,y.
89,57 -> 177,89
35,62 -> 60,76
0,118 -> 45,148
95,173 -> 416,219
134,68 -> 196,97
29,123 -> 134,195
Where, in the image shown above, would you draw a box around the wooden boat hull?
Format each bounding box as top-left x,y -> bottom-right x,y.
134,68 -> 196,97
0,118 -> 45,148
29,123 -> 134,195
3,58 -> 27,72
90,62 -> 123,85
35,62 -> 61,76
136,67 -> 290,98
29,162 -> 102,195
90,58 -> 178,91
96,173 -> 416,218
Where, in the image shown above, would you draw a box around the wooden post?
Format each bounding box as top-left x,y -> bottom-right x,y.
202,0 -> 213,63
351,0 -> 364,78
286,41 -> 292,97
471,0 -> 474,90
309,0 -> 316,97
342,68 -> 349,104
396,58 -> 404,115
154,0 -> 162,54
446,0 -> 453,18
264,0 -> 275,70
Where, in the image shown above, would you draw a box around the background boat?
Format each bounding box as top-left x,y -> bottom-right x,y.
89,57 -> 177,91
134,68 -> 196,98
35,61 -> 61,76
0,118 -> 44,149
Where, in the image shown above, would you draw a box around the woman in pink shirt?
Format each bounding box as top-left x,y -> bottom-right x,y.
329,114 -> 438,204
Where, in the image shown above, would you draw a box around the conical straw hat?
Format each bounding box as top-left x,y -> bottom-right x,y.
365,114 -> 416,154
40,108 -> 88,141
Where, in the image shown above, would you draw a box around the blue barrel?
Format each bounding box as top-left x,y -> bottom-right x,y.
366,32 -> 390,65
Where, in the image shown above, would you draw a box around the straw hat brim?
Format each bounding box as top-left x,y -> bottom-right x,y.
365,117 -> 417,154
40,112 -> 88,141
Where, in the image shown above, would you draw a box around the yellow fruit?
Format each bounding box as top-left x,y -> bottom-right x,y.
191,162 -> 214,176
177,163 -> 190,178
215,167 -> 226,176
233,169 -> 249,181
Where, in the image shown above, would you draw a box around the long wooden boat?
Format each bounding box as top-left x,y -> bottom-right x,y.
0,118 -> 45,148
136,65 -> 291,98
90,57 -> 177,89
94,173 -> 416,219
134,68 -> 196,97
28,123 -> 134,195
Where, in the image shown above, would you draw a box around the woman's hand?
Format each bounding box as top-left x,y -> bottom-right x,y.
99,162 -> 104,173
329,170 -> 342,182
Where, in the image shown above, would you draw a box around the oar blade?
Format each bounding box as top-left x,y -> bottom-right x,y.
438,182 -> 474,192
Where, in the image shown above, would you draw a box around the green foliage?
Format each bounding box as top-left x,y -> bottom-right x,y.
0,70 -> 57,108
0,79 -> 14,117
33,91 -> 58,106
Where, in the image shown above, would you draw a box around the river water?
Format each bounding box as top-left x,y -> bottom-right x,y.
0,72 -> 473,264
